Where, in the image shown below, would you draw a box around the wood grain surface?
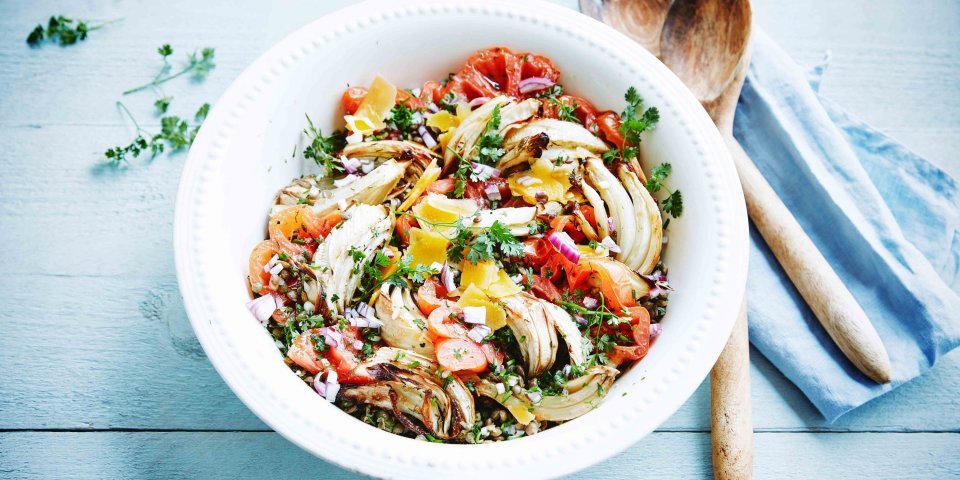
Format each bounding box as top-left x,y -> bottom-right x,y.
0,0 -> 958,478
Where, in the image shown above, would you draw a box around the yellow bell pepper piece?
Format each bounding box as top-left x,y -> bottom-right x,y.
344,75 -> 397,135
457,284 -> 507,330
407,228 -> 450,268
398,159 -> 440,212
507,156 -> 575,203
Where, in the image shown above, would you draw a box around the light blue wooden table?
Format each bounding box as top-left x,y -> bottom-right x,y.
1,1 -> 958,478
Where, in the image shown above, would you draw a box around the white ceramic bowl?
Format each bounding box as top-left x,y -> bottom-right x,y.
174,0 -> 748,477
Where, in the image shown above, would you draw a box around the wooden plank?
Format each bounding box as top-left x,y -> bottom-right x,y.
1,431 -> 957,479
752,0 -> 960,177
1,275 -> 958,431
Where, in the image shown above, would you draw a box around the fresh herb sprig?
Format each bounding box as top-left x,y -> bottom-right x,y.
601,87 -> 682,220
302,114 -> 347,177
27,16 -> 121,47
123,46 -> 216,95
645,163 -> 683,218
450,106 -> 505,197
474,105 -> 505,166
398,212 -> 523,266
384,255 -> 441,288
104,101 -> 210,167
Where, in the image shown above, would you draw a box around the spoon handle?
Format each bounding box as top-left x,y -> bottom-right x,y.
711,296 -> 753,480
724,134 -> 892,383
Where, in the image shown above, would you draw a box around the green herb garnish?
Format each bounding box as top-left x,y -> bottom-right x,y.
27,16 -> 121,47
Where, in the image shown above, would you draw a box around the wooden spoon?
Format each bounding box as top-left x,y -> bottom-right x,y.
658,0 -> 892,385
582,1 -> 753,476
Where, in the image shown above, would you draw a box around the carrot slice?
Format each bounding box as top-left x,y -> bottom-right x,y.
436,338 -> 488,373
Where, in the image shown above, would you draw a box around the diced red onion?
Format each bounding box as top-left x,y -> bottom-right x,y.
262,254 -> 279,273
440,262 -> 457,292
313,375 -> 327,397
574,315 -> 586,326
463,306 -> 486,325
650,323 -> 663,339
547,231 -> 580,264
526,391 -> 543,403
471,162 -> 501,179
607,217 -> 615,233
321,327 -> 342,348
483,184 -> 502,201
382,247 -> 395,258
341,156 -> 361,174
324,370 -> 340,402
467,325 -> 492,343
345,130 -> 363,145
468,97 -> 490,108
600,235 -> 621,254
356,302 -> 375,319
268,263 -> 283,276
418,124 -> 438,149
582,296 -> 598,309
561,364 -> 572,377
427,103 -> 440,113
333,174 -> 358,187
518,76 -> 556,94
246,294 -> 281,325
352,340 -> 364,350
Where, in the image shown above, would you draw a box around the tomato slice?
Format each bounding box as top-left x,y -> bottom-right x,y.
426,306 -> 468,340
341,87 -> 368,115
519,53 -> 560,83
565,95 -> 599,127
596,111 -> 625,149
323,326 -> 376,384
578,204 -> 597,231
268,205 -> 323,255
465,47 -> 522,97
420,80 -> 443,104
396,89 -> 422,110
522,238 -> 552,266
288,329 -> 327,374
606,345 -> 649,365
480,342 -> 504,367
436,337 -> 488,373
314,211 -> 343,238
417,278 -> 450,316
623,306 -> 652,347
395,214 -> 419,245
549,214 -> 586,242
530,274 -> 562,302
249,239 -> 280,289
426,178 -> 456,195
581,260 -> 639,310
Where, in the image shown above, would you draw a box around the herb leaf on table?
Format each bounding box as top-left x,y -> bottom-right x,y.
26,16 -> 121,47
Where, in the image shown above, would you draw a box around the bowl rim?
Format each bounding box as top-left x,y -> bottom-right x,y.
174,0 -> 748,478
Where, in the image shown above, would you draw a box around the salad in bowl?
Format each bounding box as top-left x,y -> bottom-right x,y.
245,47 -> 681,443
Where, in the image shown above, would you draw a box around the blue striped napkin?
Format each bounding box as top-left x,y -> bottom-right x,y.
734,29 -> 960,421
